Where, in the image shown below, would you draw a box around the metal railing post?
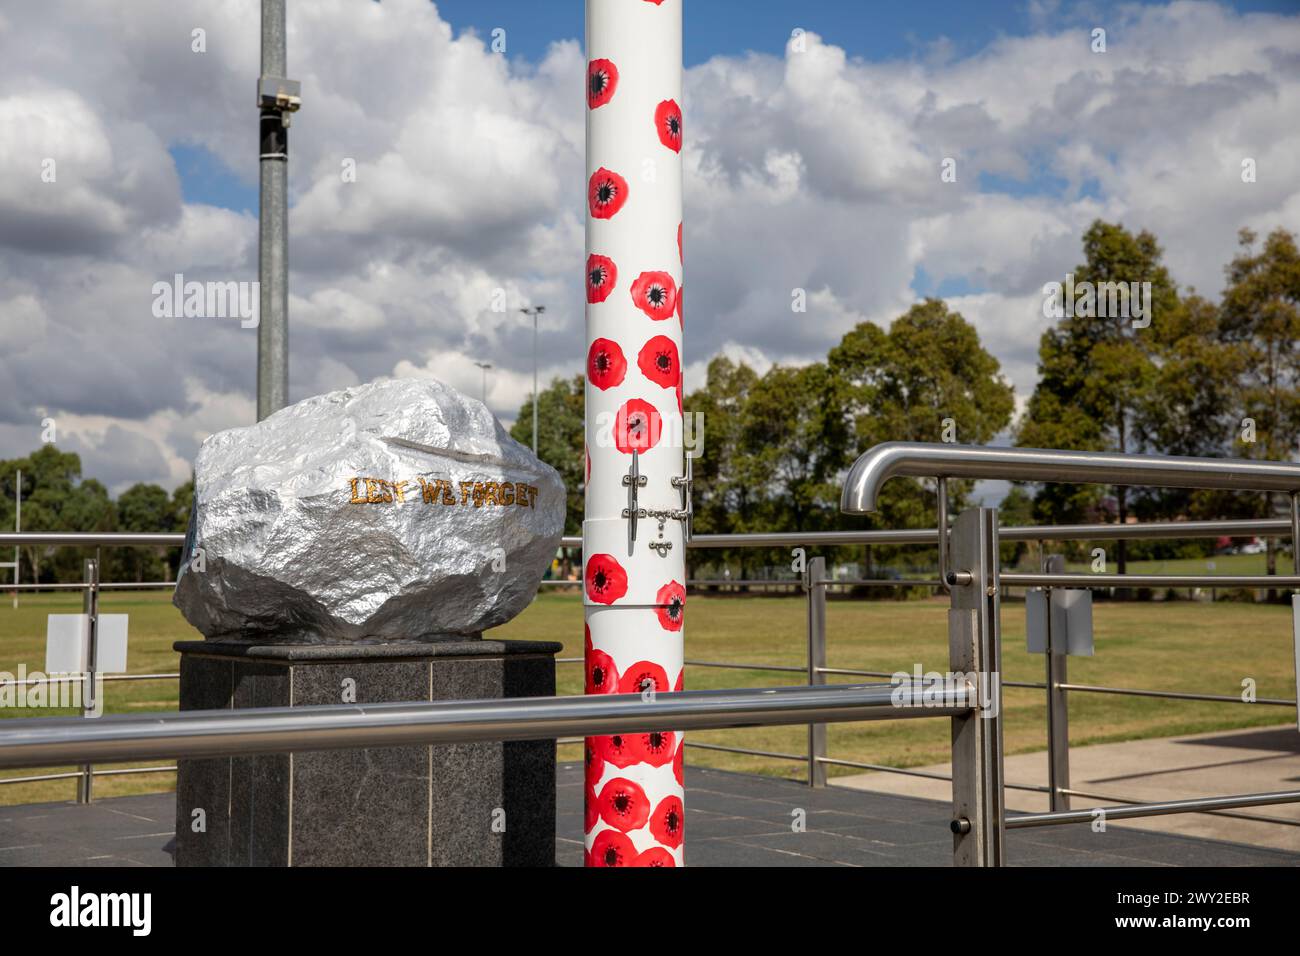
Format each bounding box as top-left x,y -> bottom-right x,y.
1291,493 -> 1300,733
1043,553 -> 1070,811
947,507 -> 1005,866
76,558 -> 99,804
806,556 -> 828,788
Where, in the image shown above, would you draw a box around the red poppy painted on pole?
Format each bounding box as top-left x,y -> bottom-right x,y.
584,0 -> 686,867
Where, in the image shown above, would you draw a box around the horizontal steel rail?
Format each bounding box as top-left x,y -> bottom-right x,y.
685,741 -> 805,762
0,673 -> 179,688
0,682 -> 972,771
2,516 -> 1289,555
555,656 -> 802,674
1003,572 -> 1300,588
0,766 -> 178,785
1057,683 -> 1296,707
842,442 -> 1300,514
1006,789 -> 1300,829
0,533 -> 185,547
1061,786 -> 1300,828
9,581 -> 177,592
1001,517 -> 1292,542
818,756 -> 1053,795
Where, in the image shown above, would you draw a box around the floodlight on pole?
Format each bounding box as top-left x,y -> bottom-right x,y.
473,362 -> 492,405
256,0 -> 300,422
3,470 -> 19,609
520,306 -> 545,456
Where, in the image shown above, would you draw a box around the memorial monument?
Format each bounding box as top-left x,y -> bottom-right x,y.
171,377 -> 566,866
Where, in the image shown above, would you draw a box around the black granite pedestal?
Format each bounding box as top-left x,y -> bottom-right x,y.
172,638 -> 562,867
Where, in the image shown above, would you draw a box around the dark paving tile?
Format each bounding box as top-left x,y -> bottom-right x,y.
735,830 -> 903,866
823,821 -> 953,849
1007,821 -> 1170,853
4,766 -> 1298,867
685,809 -> 796,838
1008,845 -> 1169,867
686,837 -> 852,867
556,837 -> 585,867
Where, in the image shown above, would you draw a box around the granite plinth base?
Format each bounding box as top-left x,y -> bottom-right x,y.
172,638 -> 562,867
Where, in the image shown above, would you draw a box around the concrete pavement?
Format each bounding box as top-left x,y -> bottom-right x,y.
835,724 -> 1300,851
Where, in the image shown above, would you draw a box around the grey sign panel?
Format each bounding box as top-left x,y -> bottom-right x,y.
1054,589 -> 1094,657
1026,588 -> 1049,654
1025,588 -> 1093,657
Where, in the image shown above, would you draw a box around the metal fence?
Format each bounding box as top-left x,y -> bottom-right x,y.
2,442 -> 1300,863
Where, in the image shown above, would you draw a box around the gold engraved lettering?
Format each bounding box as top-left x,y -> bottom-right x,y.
417,477 -> 436,503
350,475 -> 541,510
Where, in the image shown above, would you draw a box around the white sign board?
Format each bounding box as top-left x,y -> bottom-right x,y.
45,614 -> 129,674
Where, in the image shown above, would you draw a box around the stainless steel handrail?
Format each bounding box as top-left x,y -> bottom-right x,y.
0,533 -> 186,546
0,681 -> 972,770
1006,789 -> 1300,829
1003,572 -> 1300,588
842,441 -> 1300,514
2,516 -> 1291,552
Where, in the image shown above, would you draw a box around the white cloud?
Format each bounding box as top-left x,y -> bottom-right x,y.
0,0 -> 1298,494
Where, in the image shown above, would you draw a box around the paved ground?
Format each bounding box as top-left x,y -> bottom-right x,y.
2,762 -> 1296,866
836,724 -> 1300,852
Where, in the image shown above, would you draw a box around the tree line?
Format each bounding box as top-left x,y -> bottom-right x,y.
3,220 -> 1295,586
0,446 -> 192,585
510,221 -> 1300,581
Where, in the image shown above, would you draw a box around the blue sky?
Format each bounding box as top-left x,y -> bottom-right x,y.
9,0 -> 1298,490
432,0 -> 1300,65
169,0 -> 1297,214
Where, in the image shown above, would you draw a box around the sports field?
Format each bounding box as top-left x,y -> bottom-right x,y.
1,587 -> 1295,805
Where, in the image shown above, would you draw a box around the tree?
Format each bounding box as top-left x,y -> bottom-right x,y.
117,483 -> 173,582
683,356 -> 761,577
1017,221 -> 1180,575
1132,293 -> 1245,532
998,485 -> 1035,567
829,299 -> 1015,565
736,362 -> 847,535
509,375 -> 585,537
1219,227 -> 1300,590
0,446 -> 116,583
171,479 -> 194,529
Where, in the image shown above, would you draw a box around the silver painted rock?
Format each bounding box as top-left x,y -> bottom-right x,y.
173,378 -> 566,643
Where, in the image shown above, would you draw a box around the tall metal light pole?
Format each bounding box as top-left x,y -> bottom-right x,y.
3,470 -> 19,609
520,305 -> 545,455
256,0 -> 300,421
584,0 -> 686,866
473,362 -> 492,404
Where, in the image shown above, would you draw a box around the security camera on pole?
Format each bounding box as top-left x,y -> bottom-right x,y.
583,0 -> 687,867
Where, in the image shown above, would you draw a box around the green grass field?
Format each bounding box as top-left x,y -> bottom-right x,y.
2,588 -> 1295,805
